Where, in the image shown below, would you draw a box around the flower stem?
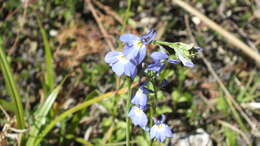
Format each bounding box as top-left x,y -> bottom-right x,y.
121,0 -> 132,33
126,78 -> 132,146
151,78 -> 158,115
149,77 -> 158,146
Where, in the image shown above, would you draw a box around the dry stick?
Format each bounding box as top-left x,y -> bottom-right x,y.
184,15 -> 254,143
218,120 -> 252,146
92,0 -> 124,25
172,0 -> 260,64
201,54 -> 256,131
182,4 -> 256,132
86,0 -> 115,51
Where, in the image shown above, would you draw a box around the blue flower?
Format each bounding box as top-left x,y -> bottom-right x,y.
176,53 -> 194,68
128,106 -> 148,128
105,51 -> 137,79
150,115 -> 173,142
147,51 -> 180,74
131,85 -> 151,106
120,30 -> 157,65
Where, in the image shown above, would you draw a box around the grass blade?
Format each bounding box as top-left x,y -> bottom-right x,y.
33,82 -> 139,145
37,18 -> 55,94
26,85 -> 62,146
0,38 -> 25,129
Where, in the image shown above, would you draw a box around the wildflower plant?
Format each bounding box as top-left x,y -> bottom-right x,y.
104,29 -> 202,144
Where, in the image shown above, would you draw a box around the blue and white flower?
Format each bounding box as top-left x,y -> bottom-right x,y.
105,51 -> 137,79
150,115 -> 173,142
147,51 -> 180,74
131,85 -> 151,107
120,30 -> 157,65
128,106 -> 148,128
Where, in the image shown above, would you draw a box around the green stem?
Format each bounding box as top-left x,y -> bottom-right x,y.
152,40 -> 170,46
151,78 -> 158,115
126,78 -> 132,146
149,78 -> 158,146
121,0 -> 132,33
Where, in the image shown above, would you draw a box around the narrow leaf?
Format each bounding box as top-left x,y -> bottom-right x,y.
0,37 -> 25,129
26,85 -> 61,146
37,18 -> 55,94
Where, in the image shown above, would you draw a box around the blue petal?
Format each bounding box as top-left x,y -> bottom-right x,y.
120,34 -> 140,44
128,106 -> 148,128
141,29 -> 155,39
141,29 -> 157,44
162,124 -> 173,137
124,45 -> 141,61
160,115 -> 166,123
151,51 -> 168,62
150,125 -> 157,139
158,133 -> 166,142
177,54 -> 194,68
194,46 -> 203,51
131,89 -> 148,106
134,47 -> 146,64
147,62 -> 165,74
168,59 -> 180,64
124,61 -> 137,79
104,51 -> 121,65
111,62 -> 125,76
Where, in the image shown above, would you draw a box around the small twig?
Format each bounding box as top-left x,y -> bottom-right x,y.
218,120 -> 252,146
92,0 -> 124,25
200,53 -> 256,131
172,0 -> 260,64
85,0 -> 115,51
184,14 -> 257,135
198,91 -> 216,111
5,0 -> 37,21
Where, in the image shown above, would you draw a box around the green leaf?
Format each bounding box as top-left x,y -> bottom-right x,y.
153,41 -> 194,65
156,105 -> 172,115
136,136 -> 149,146
37,18 -> 55,94
0,99 -> 16,113
224,127 -> 237,146
0,37 -> 25,129
26,85 -> 61,146
217,96 -> 228,112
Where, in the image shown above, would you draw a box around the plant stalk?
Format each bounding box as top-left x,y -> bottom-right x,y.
126,78 -> 132,146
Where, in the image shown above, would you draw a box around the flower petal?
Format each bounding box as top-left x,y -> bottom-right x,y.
150,125 -> 157,139
147,62 -> 165,74
120,34 -> 140,44
135,47 -> 146,64
151,51 -> 168,62
141,29 -> 157,44
131,89 -> 148,106
168,59 -> 180,64
128,106 -> 148,128
163,124 -> 173,137
177,54 -> 194,68
111,62 -> 125,76
104,51 -> 121,65
124,45 -> 141,61
124,62 -> 137,79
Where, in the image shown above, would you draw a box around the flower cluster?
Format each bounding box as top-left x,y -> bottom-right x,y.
128,85 -> 150,130
105,30 -> 156,79
104,30 -> 201,142
128,84 -> 173,142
